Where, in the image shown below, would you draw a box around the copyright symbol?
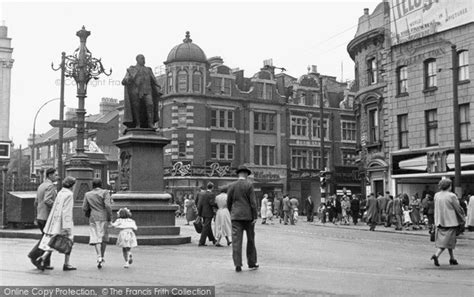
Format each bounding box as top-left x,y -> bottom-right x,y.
102,288 -> 109,295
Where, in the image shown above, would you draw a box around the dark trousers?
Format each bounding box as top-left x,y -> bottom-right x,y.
199,217 -> 216,245
283,210 -> 293,225
385,214 -> 393,227
37,219 -> 51,266
368,218 -> 377,231
306,211 -> 314,222
394,214 -> 403,230
351,210 -> 359,224
231,220 -> 257,268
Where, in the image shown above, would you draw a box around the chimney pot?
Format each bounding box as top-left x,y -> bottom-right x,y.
364,8 -> 369,15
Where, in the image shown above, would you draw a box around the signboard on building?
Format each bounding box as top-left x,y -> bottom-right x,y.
0,142 -> 11,159
390,0 -> 474,46
206,161 -> 232,177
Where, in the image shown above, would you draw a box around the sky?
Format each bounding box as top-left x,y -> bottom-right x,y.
1,0 -> 382,147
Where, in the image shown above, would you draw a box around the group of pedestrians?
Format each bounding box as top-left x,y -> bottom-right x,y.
187,165 -> 259,272
30,168 -> 138,271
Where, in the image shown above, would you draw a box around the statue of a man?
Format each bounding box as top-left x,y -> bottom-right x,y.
122,54 -> 161,129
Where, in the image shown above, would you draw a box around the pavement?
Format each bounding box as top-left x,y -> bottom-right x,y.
1,216 -> 473,242
1,217 -> 473,296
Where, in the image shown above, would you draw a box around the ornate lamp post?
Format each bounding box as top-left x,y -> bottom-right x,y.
63,26 -> 111,201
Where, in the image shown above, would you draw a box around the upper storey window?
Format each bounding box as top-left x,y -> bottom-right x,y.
368,58 -> 377,85
167,72 -> 173,93
424,59 -> 437,89
177,70 -> 188,92
458,50 -> 469,81
192,71 -> 202,93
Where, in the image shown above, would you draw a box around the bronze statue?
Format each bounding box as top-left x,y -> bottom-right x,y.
122,54 -> 161,129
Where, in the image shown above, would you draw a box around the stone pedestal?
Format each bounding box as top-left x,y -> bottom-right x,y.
66,155 -> 93,225
112,129 -> 189,245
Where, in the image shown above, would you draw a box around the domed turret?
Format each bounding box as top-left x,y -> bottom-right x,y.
165,31 -> 207,64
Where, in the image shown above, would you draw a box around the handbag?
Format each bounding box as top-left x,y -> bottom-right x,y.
193,217 -> 203,234
48,234 -> 73,254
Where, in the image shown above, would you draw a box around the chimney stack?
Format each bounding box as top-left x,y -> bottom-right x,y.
99,97 -> 119,114
364,8 -> 369,15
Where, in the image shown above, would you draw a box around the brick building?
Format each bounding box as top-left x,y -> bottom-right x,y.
158,32 -> 359,208
348,0 -> 474,197
30,98 -> 120,185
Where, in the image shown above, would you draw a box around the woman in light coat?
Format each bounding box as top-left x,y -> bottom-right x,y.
214,188 -> 232,246
467,195 -> 474,231
431,179 -> 465,266
260,194 -> 268,224
37,176 -> 77,271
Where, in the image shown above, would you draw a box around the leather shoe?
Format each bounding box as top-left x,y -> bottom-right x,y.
235,266 -> 242,272
198,244 -> 207,247
431,255 -> 440,267
44,266 -> 54,270
63,265 -> 77,271
249,264 -> 259,270
449,259 -> 458,265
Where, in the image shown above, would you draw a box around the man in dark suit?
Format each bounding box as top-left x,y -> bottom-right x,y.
305,196 -> 314,222
366,193 -> 379,231
197,182 -> 217,246
227,165 -> 258,272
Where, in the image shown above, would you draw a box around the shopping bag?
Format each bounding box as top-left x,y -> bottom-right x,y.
193,217 -> 203,234
48,234 -> 73,254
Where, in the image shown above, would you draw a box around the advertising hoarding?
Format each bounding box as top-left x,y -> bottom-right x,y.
390,0 -> 474,45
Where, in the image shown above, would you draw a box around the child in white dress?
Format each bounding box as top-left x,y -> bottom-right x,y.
112,208 -> 138,268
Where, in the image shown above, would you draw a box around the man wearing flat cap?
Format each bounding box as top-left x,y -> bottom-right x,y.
227,165 -> 259,272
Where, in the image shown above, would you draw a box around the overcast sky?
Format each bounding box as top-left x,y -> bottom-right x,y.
1,0 -> 381,147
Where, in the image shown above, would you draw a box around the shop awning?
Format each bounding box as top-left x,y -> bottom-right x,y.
399,156 -> 426,171
447,153 -> 474,169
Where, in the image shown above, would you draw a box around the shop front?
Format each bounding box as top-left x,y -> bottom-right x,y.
391,148 -> 474,198
288,169 -> 321,213
333,166 -> 362,197
247,165 -> 287,209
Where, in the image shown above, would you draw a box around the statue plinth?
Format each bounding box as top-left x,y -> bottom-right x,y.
112,129 -> 190,244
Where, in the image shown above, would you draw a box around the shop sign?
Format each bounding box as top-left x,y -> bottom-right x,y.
253,171 -> 280,182
290,170 -> 318,179
390,0 -> 474,45
170,160 -> 192,177
334,166 -> 361,184
206,161 -> 232,177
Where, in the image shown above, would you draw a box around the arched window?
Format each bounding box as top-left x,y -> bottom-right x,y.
167,72 -> 173,93
177,70 -> 188,93
192,71 -> 202,93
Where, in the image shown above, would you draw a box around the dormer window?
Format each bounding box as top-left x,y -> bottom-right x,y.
177,70 -> 188,92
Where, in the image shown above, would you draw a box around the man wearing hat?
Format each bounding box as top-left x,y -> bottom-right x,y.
197,182 -> 217,246
227,165 -> 259,272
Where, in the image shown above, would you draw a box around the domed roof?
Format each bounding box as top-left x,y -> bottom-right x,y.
165,31 -> 207,64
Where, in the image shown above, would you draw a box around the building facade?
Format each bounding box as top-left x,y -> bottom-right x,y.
158,32 -> 359,208
348,0 -> 474,197
30,98 -> 120,186
347,3 -> 391,197
0,22 -> 14,166
387,0 -> 474,197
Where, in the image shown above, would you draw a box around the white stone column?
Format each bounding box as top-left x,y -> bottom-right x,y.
0,24 -> 14,142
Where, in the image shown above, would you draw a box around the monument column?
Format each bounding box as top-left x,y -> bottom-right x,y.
0,22 -> 14,167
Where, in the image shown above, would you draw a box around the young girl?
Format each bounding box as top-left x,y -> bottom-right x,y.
112,208 -> 138,268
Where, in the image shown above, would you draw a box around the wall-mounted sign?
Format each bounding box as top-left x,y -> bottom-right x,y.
0,142 -> 10,159
171,160 -> 192,177
390,0 -> 474,46
253,171 -> 281,182
206,161 -> 231,177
